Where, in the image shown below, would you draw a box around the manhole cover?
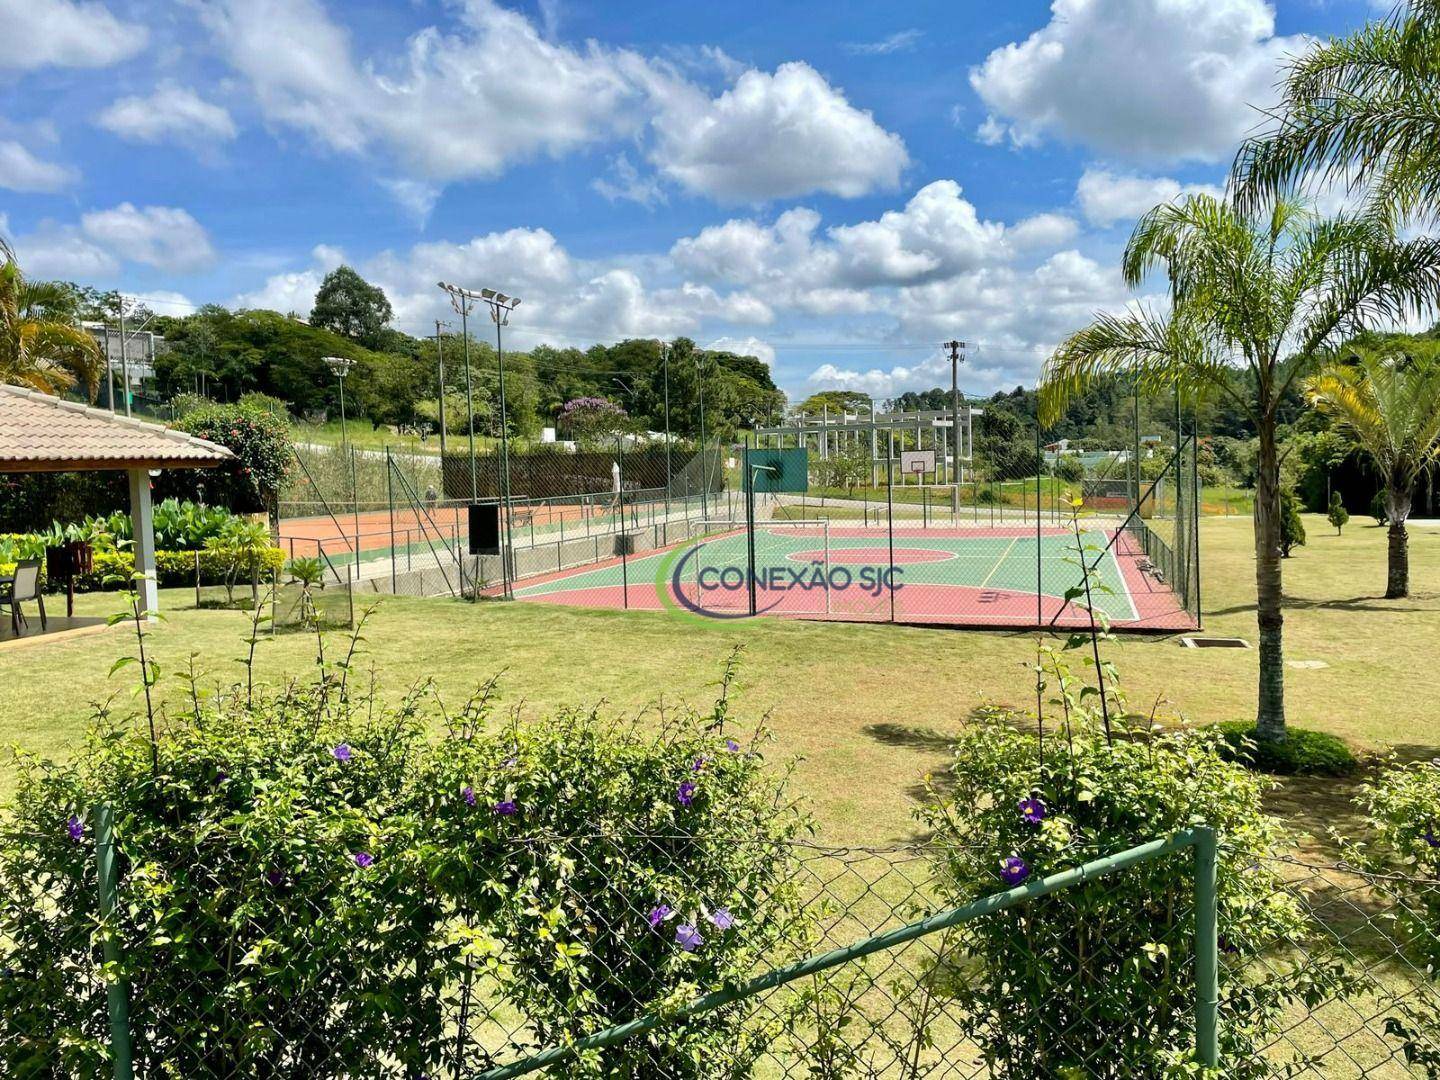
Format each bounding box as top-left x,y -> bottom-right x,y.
1180,637 -> 1250,649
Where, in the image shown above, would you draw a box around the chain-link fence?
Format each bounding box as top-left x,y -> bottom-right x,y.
5,818 -> 1439,1077
501,390 -> 1200,631
277,438 -> 738,604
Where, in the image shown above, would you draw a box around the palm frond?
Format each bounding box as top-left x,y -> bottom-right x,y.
1232,8 -> 1440,224
1038,306 -> 1237,427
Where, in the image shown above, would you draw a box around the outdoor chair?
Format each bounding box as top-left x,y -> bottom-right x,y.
1,559 -> 47,635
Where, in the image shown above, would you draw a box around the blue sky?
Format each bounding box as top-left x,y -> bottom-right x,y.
0,0 -> 1379,400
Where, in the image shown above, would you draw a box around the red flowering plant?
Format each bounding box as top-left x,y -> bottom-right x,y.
160,403 -> 293,514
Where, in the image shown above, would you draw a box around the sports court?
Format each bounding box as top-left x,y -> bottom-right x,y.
509,519 -> 1196,630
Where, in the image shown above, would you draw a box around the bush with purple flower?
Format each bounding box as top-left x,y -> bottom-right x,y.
916,649 -> 1315,1077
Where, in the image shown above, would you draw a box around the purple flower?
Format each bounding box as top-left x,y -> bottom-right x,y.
999,856 -> 1030,887
66,816 -> 83,843
676,781 -> 697,808
502,755 -> 518,769
709,908 -> 735,930
265,869 -> 285,888
725,739 -> 741,753
692,757 -> 707,772
463,786 -> 476,807
332,744 -> 352,763
1018,796 -> 1047,825
352,851 -> 374,869
676,923 -> 703,952
647,904 -> 673,929
216,769 -> 229,784
1424,824 -> 1440,849
493,800 -> 518,816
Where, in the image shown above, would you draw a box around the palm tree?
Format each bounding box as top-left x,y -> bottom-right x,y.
1038,194 -> 1440,741
1305,345 -> 1440,597
1233,1 -> 1440,223
0,259 -> 103,399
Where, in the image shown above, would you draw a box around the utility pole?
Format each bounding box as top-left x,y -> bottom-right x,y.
118,303 -> 131,417
946,339 -> 966,512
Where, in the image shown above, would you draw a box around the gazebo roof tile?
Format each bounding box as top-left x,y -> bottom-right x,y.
0,385 -> 233,472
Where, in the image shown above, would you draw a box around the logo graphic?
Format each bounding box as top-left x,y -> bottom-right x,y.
654,534 -> 901,624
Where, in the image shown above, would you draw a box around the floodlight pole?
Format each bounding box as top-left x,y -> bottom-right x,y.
487,293 -> 519,601
324,355 -> 359,558
696,354 -> 708,519
435,320 -> 450,459
441,289 -> 479,502
946,340 -> 966,513
661,342 -> 672,520
441,282 -> 521,599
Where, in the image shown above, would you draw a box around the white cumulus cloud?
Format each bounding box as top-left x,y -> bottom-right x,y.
79,204 -> 216,272
648,62 -> 907,201
1075,168 -> 1223,227
0,0 -> 147,71
0,140 -> 76,192
201,0 -> 906,204
96,82 -> 238,148
970,0 -> 1307,163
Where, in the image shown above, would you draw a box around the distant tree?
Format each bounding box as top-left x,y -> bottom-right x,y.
797,390 -> 871,416
1327,491 -> 1350,534
309,266 -> 393,348
1305,347 -> 1440,596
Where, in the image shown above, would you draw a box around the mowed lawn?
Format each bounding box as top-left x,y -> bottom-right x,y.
2,513 -> 1437,845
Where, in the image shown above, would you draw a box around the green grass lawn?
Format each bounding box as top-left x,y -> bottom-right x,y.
2,514 -> 1436,847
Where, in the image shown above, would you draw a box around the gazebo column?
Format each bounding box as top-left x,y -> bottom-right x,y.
128,468 -> 159,618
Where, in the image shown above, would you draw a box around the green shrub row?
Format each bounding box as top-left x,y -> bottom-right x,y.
0,547 -> 285,591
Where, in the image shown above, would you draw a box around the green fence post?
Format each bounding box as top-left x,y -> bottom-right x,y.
93,803 -> 134,1080
1193,825 -> 1219,1068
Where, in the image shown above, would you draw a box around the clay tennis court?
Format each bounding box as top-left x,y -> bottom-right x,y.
276,498 -> 632,562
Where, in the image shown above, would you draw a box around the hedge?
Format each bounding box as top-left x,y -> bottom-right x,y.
0,547 -> 285,592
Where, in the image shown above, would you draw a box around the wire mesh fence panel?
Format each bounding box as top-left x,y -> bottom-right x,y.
1245,857 -> 1440,1078
495,384 -> 1202,631
7,815 -> 1440,1078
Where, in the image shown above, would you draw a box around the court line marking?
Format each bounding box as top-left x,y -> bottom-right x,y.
1104,535 -> 1140,622
979,536 -> 1021,589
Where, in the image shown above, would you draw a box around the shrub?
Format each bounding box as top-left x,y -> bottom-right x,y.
61,546 -> 285,592
1213,721 -> 1357,776
159,403 -> 292,513
1350,761 -> 1440,1074
1054,454 -> 1086,483
416,667 -> 814,1077
1327,491 -> 1350,534
916,644 -> 1330,1077
1354,761 -> 1440,965
0,631 -> 811,1078
1372,489 -> 1389,525
1280,486 -> 1306,556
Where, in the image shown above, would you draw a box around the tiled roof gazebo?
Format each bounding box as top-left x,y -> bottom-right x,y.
0,385 -> 233,615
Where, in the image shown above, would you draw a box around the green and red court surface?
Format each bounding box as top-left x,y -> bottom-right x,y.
508,521 -> 1196,631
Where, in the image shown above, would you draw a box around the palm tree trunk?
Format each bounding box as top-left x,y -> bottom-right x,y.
1386,485 -> 1412,599
1253,425 -> 1286,740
